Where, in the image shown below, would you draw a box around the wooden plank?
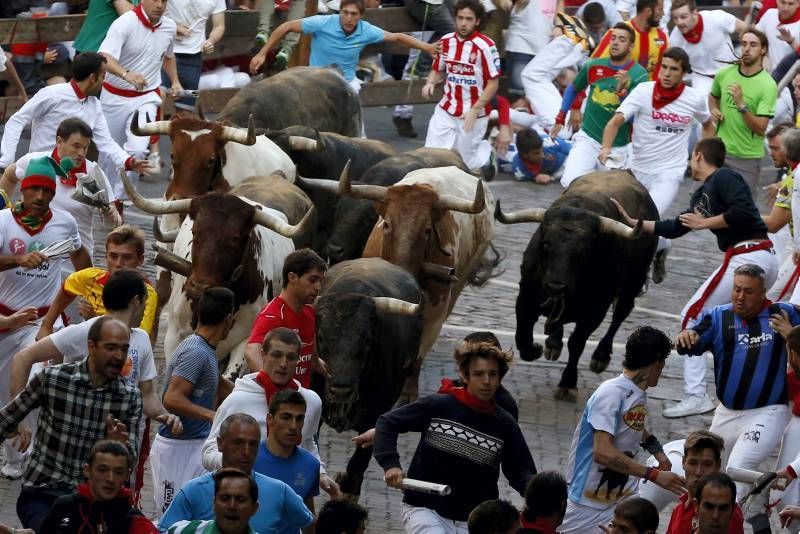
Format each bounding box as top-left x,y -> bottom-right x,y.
362,7 -> 422,32
360,78 -> 442,106
209,10 -> 259,38
203,35 -> 253,61
0,14 -> 86,44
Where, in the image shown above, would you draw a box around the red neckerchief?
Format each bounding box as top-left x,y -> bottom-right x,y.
254,370 -> 299,405
70,79 -> 87,101
438,378 -> 496,415
51,148 -> 86,187
133,5 -> 161,31
522,158 -> 542,176
682,13 -> 704,44
780,7 -> 800,23
652,79 -> 686,109
519,515 -> 557,534
12,202 -> 52,236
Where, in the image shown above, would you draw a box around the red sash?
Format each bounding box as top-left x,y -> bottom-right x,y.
102,82 -> 158,98
682,240 -> 773,328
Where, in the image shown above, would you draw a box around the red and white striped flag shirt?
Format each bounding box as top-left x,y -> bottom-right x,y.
433,31 -> 501,118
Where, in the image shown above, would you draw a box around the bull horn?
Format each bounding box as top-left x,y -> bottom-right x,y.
130,110 -> 172,137
338,160 -> 387,202
295,175 -> 340,195
436,180 -> 485,214
597,215 -> 644,239
494,201 -> 546,224
152,244 -> 193,277
253,204 -> 316,238
119,170 -> 192,215
421,262 -> 459,284
289,136 -> 323,151
152,217 -> 179,243
372,296 -> 421,316
220,114 -> 256,146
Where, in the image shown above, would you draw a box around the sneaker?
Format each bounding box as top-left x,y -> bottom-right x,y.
480,151 -> 497,182
274,48 -> 290,71
392,116 -> 417,138
652,246 -> 669,284
662,394 -> 715,418
1,461 -> 23,480
254,31 -> 268,48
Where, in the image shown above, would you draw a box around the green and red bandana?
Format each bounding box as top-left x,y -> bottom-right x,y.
12,201 -> 52,236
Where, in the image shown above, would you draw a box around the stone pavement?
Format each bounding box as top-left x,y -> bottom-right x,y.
0,105 -> 780,532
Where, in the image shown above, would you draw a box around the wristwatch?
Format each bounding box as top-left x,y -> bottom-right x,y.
737,104 -> 749,114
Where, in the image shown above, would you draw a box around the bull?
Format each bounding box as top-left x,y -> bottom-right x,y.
119,172 -> 314,376
495,171 -> 657,400
219,66 -> 362,137
315,257 -> 423,496
267,125 -> 395,256
335,164 -> 494,401
299,148 -> 468,264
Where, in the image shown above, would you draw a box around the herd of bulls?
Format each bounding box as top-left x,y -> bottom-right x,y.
127,66 -> 663,494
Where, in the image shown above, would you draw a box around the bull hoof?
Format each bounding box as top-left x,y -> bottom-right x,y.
543,339 -> 563,361
589,357 -> 610,373
520,343 -> 543,362
553,388 -> 578,402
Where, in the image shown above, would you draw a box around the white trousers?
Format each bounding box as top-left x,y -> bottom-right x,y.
681,247 -> 778,398
776,415 -> 800,532
710,403 -> 791,500
150,434 -> 207,518
558,499 -> 614,533
425,105 -> 490,170
0,323 -> 39,470
634,170 -> 684,252
768,237 -> 796,302
560,130 -> 631,188
401,504 -> 469,534
521,35 -> 585,132
98,90 -> 161,199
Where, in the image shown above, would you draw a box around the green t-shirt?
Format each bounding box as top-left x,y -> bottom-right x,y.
710,64 -> 777,159
573,58 -> 649,146
73,0 -> 139,53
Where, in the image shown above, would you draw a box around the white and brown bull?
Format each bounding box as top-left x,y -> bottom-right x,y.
120,172 -> 314,376
304,163 -> 494,401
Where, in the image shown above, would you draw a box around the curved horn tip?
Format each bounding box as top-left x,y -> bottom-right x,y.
493,201 -> 507,223
338,160 -> 353,194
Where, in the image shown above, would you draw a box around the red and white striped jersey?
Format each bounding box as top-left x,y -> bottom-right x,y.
433,31 -> 501,118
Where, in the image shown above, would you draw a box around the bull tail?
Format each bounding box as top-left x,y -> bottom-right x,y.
468,242 -> 505,286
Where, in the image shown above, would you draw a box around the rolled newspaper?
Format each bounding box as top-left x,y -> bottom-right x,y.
71,165 -> 111,209
36,239 -> 79,260
401,478 -> 452,496
726,466 -> 763,484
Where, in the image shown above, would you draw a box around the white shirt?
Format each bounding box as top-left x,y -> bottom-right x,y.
791,162 -> 800,250
99,10 -> 177,91
0,208 -> 80,310
756,8 -> 800,70
566,374 -> 648,509
617,82 -> 709,175
0,47 -> 6,73
505,0 -> 557,56
15,151 -> 116,253
669,10 -> 738,85
0,82 -> 130,169
52,317 -> 157,389
166,0 -> 226,54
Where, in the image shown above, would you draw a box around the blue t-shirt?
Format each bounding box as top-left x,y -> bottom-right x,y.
511,136 -> 571,181
301,14 -> 385,81
159,334 -> 219,440
254,443 -> 321,500
158,471 -> 313,534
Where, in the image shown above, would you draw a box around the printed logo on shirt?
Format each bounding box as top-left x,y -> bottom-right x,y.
9,238 -> 26,255
294,472 -> 306,490
737,332 -> 774,347
651,110 -> 692,125
29,240 -> 44,252
622,404 -> 648,431
447,61 -> 476,76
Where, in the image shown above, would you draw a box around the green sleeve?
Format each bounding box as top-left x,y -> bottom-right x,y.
572,61 -> 591,92
755,77 -> 778,117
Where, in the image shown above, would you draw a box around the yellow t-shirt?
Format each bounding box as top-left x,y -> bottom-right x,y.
776,169 -> 794,237
62,267 -> 157,335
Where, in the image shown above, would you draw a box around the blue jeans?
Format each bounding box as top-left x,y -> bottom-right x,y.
162,52 -> 202,109
505,51 -> 535,96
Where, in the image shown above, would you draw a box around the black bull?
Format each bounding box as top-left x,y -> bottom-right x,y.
315,258 -> 423,496
496,171 -> 658,399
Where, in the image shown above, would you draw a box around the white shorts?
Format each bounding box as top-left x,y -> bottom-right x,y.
560,130 -> 630,188
425,105 -> 491,170
150,434 -> 207,518
401,504 -> 468,534
710,403 -> 791,499
558,499 -> 614,533
768,238 -> 797,302
632,169 -> 684,217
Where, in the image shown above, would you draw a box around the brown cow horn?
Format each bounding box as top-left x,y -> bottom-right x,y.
372,296 -> 421,316
289,136 -> 323,151
152,244 -> 192,277
253,204 -> 316,238
130,110 -> 171,137
597,215 -> 643,239
120,170 -> 192,215
294,175 -> 340,195
494,201 -> 546,224
220,114 -> 256,146
436,180 -> 486,214
152,217 -> 179,243
338,160 -> 387,201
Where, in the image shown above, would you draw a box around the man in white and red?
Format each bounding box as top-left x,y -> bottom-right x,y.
244,249 -> 328,387
0,156 -> 91,478
669,0 -> 746,96
422,0 -> 501,180
757,0 -> 800,69
98,0 -> 182,199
